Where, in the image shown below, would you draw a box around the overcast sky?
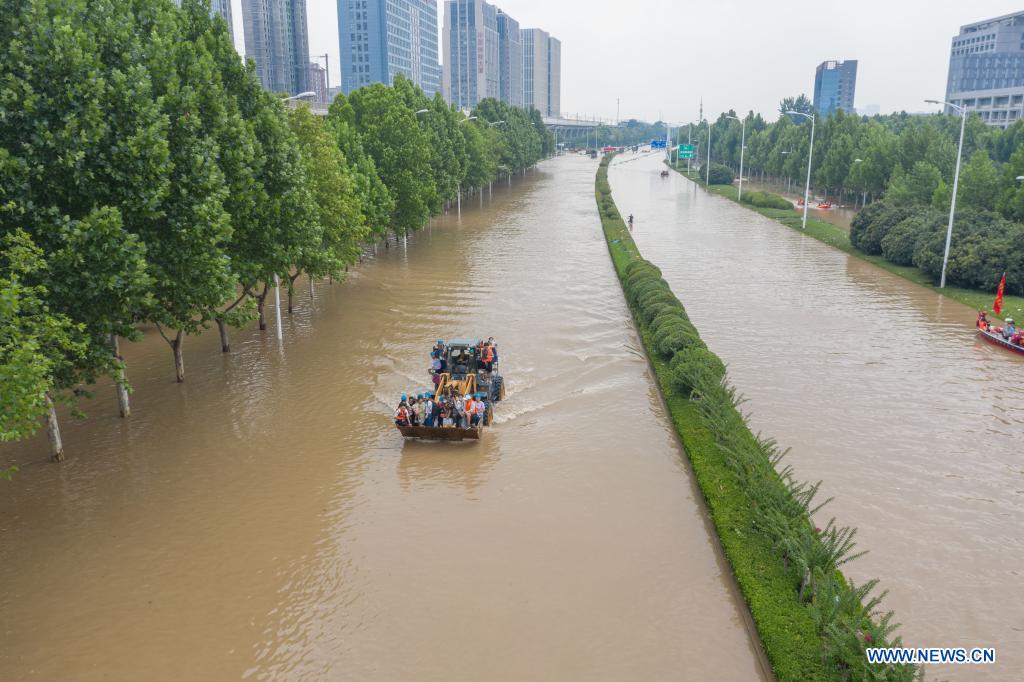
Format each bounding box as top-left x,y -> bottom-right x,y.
229,0 -> 1024,122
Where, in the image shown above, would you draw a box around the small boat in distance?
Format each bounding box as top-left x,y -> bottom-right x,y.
977,328 -> 1024,356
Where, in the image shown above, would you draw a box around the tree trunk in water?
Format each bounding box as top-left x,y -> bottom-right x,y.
287,286 -> 294,314
172,331 -> 185,383
45,394 -> 64,462
216,318 -> 231,353
111,334 -> 130,417
257,283 -> 270,331
309,273 -> 315,301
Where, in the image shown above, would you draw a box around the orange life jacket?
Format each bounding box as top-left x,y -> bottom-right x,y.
483,346 -> 494,362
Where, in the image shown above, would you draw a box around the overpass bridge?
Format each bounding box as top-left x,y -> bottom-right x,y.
288,101 -> 610,144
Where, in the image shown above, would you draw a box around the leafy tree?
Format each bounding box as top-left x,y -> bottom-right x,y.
287,105 -> 366,308
952,150 -> 1002,212
849,203 -> 914,255
779,94 -> 814,117
885,162 -> 943,206
346,83 -> 436,237
0,231 -> 86,461
326,95 -> 395,241
134,0 -> 236,381
0,0 -> 169,414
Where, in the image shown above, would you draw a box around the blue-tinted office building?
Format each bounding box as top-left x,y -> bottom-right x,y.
338,0 -> 441,97
813,60 -> 857,117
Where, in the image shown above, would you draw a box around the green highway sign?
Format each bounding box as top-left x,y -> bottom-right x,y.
678,144 -> 695,159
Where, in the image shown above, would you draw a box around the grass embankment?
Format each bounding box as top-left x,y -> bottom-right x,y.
597,155 -> 919,682
676,166 -> 1024,321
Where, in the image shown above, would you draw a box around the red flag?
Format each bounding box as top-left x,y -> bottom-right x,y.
993,273 -> 1006,316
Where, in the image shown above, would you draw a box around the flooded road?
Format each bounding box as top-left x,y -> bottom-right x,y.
0,155 -> 766,680
611,154 -> 1024,680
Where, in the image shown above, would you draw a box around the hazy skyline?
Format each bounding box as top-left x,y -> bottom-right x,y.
228,0 -> 1024,122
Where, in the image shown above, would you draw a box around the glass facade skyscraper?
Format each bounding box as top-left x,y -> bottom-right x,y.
522,28 -> 560,117
242,0 -> 311,96
442,0 -> 500,110
813,60 -> 857,117
945,11 -> 1024,128
338,0 -> 441,96
497,10 -> 523,108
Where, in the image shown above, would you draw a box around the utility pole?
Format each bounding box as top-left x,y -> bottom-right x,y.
616,98 -> 620,125
311,53 -> 329,103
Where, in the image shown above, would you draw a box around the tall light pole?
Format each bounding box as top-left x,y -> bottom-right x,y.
705,119 -> 712,186
925,99 -> 968,289
687,124 -> 692,174
785,110 -> 816,229
725,114 -> 746,201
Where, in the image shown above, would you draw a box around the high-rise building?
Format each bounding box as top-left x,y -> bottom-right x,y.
813,60 -> 857,117
337,0 -> 441,96
309,62 -> 328,103
522,28 -> 560,117
546,36 -> 561,117
241,0 -> 311,96
173,0 -> 235,44
496,10 -> 523,108
945,11 -> 1024,128
442,0 -> 500,110
522,28 -> 548,114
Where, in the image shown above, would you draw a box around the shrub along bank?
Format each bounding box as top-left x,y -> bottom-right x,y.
675,164 -> 1024,321
597,155 -> 919,682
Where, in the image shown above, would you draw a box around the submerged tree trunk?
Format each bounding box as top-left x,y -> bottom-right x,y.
287,272 -> 302,314
309,273 -> 315,301
172,331 -> 185,383
45,394 -> 64,462
257,283 -> 270,331
216,318 -> 231,353
110,334 -> 130,417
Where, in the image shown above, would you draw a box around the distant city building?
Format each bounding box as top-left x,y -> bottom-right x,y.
857,103 -> 881,117
813,60 -> 857,117
546,35 -> 561,117
328,85 -> 344,103
242,0 -> 311,95
945,11 -> 1024,128
497,9 -> 523,108
337,0 -> 440,96
522,28 -> 560,117
442,0 -> 500,110
173,0 -> 235,43
309,62 -> 328,103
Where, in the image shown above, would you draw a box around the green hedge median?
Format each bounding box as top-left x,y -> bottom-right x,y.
597,154 -> 919,682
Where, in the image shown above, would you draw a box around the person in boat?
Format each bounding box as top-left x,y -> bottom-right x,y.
481,342 -> 496,373
474,394 -> 486,426
1002,318 -> 1016,341
977,310 -> 989,331
422,394 -> 434,427
395,397 -> 411,427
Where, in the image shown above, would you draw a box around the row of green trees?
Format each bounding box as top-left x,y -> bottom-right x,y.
677,101 -> 1024,220
0,0 -> 553,462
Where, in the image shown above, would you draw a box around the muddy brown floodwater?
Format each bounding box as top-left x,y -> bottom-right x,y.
612,153 -> 1024,681
0,155 -> 767,681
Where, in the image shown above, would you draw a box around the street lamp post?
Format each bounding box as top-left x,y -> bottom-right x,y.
705,119 -> 712,186
785,110 -> 816,229
925,99 -> 967,289
282,91 -> 316,102
687,124 -> 692,174
726,114 -> 746,201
